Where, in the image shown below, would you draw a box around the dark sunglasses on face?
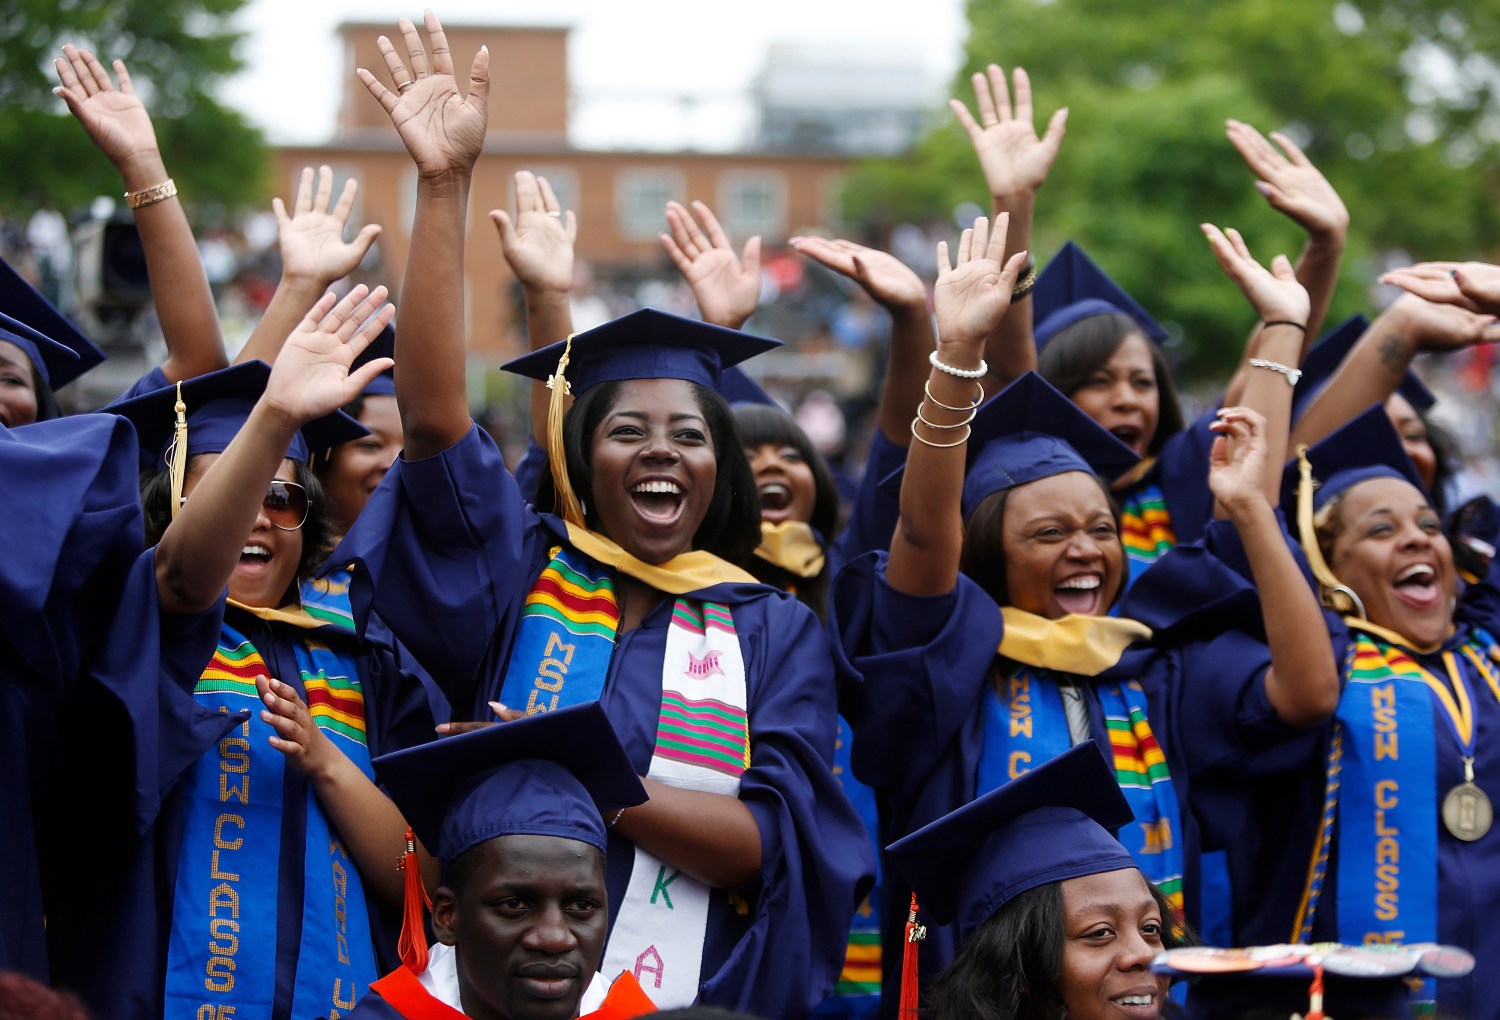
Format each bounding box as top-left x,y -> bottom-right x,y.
178,479 -> 310,531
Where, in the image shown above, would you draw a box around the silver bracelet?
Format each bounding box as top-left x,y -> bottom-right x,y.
929,350 -> 987,379
1248,357 -> 1301,387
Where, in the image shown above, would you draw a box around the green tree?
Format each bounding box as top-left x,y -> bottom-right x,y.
844,0 -> 1500,379
0,0 -> 267,218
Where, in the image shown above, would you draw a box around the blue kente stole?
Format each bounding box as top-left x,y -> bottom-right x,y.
1119,480 -> 1177,589
497,546 -> 621,713
979,662 -> 1185,917
165,616 -> 377,1019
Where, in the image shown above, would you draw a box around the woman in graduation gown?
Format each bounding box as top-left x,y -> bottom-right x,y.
55,289 -> 438,1020
828,214 -> 1339,1009
1184,405 -> 1500,1020
335,14 -> 870,1016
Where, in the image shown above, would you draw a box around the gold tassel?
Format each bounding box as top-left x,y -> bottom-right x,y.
1295,444 -> 1364,618
546,334 -> 586,526
166,381 -> 189,520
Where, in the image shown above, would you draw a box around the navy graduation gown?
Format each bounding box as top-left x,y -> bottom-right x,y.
332,423 -> 872,1018
0,413 -> 152,981
50,602 -> 436,1020
827,551 -> 1216,1013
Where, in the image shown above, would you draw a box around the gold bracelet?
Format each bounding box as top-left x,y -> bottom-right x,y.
1011,261 -> 1039,299
910,417 -> 972,448
916,401 -> 978,430
125,178 -> 177,210
923,378 -> 984,412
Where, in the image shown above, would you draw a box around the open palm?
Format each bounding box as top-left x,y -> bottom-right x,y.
53,47 -> 159,165
265,286 -> 395,425
934,216 -> 1024,344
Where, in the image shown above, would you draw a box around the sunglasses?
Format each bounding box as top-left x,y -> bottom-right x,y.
177,479 -> 310,531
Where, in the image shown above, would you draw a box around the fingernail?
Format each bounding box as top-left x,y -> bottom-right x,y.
489,701 -> 508,716
1254,182 -> 1272,195
436,723 -> 452,734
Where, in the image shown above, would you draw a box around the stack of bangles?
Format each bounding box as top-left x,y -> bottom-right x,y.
912,353 -> 985,448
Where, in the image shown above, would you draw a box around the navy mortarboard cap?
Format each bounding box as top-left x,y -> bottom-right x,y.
721,366 -> 776,408
0,256 -> 106,388
107,361 -> 369,469
1032,241 -> 1169,350
962,372 -> 1140,517
1293,314 -> 1435,421
373,702 -> 648,865
503,308 -> 782,397
1152,943 -> 1473,1019
886,742 -> 1136,944
354,323 -> 396,397
1281,403 -> 1426,515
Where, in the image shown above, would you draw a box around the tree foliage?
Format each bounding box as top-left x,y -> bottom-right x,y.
0,0 -> 267,219
843,0 -> 1500,378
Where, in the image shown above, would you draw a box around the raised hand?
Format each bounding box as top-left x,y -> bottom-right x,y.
256,676 -> 344,779
1381,261 -> 1500,317
1201,224 -> 1311,326
659,200 -> 761,329
53,46 -> 159,172
1383,293 -> 1500,354
788,236 -> 927,314
490,171 -> 577,294
264,285 -> 395,427
1226,120 -> 1348,242
274,166 -> 382,286
1207,406 -> 1269,514
933,214 -> 1028,346
950,65 -> 1068,201
356,11 -> 489,179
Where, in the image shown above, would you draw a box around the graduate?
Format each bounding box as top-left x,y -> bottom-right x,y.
341,16 -> 871,1013
0,310 -> 140,981
829,215 -> 1337,1010
885,743 -> 1188,1020
342,702 -> 656,1019
53,289 -> 438,1020
1178,405 -> 1500,1020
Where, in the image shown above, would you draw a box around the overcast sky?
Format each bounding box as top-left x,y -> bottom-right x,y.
221,0 -> 969,150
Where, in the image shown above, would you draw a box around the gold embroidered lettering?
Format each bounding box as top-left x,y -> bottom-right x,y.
213,815 -> 244,850
1372,686 -> 1399,760
208,918 -> 239,956
208,884 -> 239,919
1008,674 -> 1033,738
204,955 -> 235,993
1008,750 -> 1032,780
333,979 -> 358,1009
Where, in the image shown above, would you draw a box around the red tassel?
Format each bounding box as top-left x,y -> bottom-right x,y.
397,827 -> 432,974
1305,961 -> 1325,1020
899,892 -> 925,1020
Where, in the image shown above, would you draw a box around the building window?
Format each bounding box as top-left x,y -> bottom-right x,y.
615,169 -> 683,242
511,167 -> 580,219
717,171 -> 787,240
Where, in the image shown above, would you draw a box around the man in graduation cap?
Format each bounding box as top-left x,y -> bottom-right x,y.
344,702 -> 656,1020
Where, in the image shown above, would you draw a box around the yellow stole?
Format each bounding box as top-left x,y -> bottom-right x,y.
998,607 -> 1152,676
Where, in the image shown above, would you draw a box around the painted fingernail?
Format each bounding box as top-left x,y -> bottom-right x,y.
488,701 -> 508,716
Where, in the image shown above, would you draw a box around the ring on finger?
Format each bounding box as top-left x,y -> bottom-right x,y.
546,210 -> 562,218
396,79 -> 417,92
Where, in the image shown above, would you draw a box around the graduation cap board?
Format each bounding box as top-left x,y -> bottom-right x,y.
354,322 -> 396,398
1032,241 -> 1170,350
885,741 -> 1136,944
372,701 -> 648,866
107,360 -> 370,471
0,256 -> 106,389
1292,314 -> 1436,422
1153,942 -> 1473,1019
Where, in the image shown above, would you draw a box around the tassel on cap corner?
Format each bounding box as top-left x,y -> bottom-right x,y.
1304,960 -> 1326,1020
397,826 -> 432,975
546,334 -> 587,527
1295,445 -> 1364,619
899,892 -> 925,1020
166,381 -> 189,521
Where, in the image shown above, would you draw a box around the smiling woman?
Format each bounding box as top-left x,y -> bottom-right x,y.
333,13 -> 871,1014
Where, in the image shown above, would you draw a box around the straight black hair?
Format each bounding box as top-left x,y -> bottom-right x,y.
534,379 -> 763,568
731,402 -> 841,541
1037,313 -> 1184,457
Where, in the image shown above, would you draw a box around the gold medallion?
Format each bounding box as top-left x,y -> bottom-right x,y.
1441,782 -> 1493,841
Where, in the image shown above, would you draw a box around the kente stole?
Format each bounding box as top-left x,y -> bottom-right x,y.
1309,626 -> 1500,974
165,615 -> 377,1020
497,542 -> 751,1008
977,609 -> 1184,915
1119,481 -> 1177,587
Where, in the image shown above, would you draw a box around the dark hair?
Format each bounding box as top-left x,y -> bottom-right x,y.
33,373 -> 63,422
141,455 -> 335,603
931,879 -> 1191,1020
959,478 -> 1123,609
1421,406 -> 1458,519
534,380 -> 763,567
1037,313 -> 1184,456
731,402 -> 841,540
